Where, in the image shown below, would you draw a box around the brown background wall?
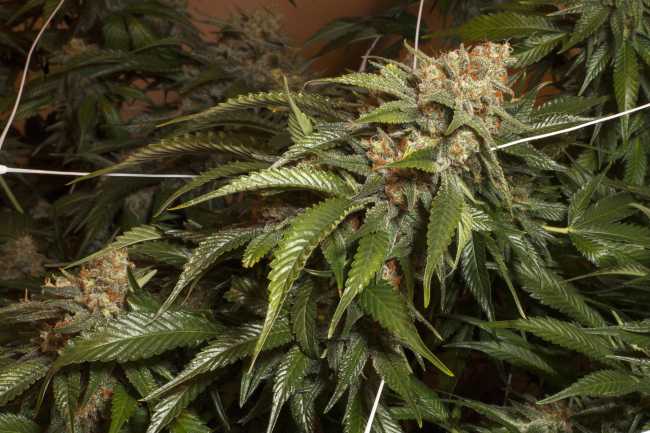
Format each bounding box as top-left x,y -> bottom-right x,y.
187,0 -> 434,74
189,0 -> 396,42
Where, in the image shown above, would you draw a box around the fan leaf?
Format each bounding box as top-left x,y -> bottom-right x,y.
109,384 -> 138,433
0,413 -> 40,433
329,229 -> 390,338
159,227 -> 260,315
0,357 -> 50,406
538,370 -> 646,404
267,346 -> 313,433
253,197 -> 367,369
147,380 -> 211,433
359,281 -> 453,376
325,334 -> 368,412
424,177 -> 464,307
174,167 -> 355,210
144,320 -> 293,400
53,312 -> 221,368
459,13 -> 559,41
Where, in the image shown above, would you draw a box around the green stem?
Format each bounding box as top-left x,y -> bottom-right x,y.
0,177 -> 24,214
542,225 -> 570,234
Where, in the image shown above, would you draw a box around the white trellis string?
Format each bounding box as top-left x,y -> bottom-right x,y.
0,165 -> 195,178
363,379 -> 385,433
0,0 -> 67,151
360,36 -> 382,72
493,101 -> 650,150
413,0 -> 426,70
2,101 -> 650,179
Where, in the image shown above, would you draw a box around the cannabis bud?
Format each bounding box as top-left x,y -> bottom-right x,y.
357,42 -> 516,205
46,249 -> 132,318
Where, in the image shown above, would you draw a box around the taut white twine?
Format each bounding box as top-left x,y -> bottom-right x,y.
2,101 -> 650,180
0,165 -> 195,178
363,379 -> 385,433
493,101 -> 650,150
413,0 -> 425,70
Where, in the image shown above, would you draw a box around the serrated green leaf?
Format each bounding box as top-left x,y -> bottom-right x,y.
53,312 -> 221,369
147,380 -> 211,433
448,340 -> 554,374
65,225 -> 162,268
613,41 -> 639,137
145,320 -> 292,400
290,124 -> 357,155
373,352 -> 422,426
343,391 -> 366,433
329,229 -> 390,338
314,150 -> 371,176
325,334 -> 368,412
53,372 -> 81,433
502,144 -> 565,172
575,193 -> 636,226
532,95 -> 607,118
72,132 -> 273,182
514,33 -> 565,67
253,197 -> 366,369
483,235 -> 526,319
290,379 -> 322,433
625,138 -> 647,186
267,346 -> 313,433
385,147 -> 441,173
162,91 -> 342,127
0,357 -> 49,406
461,233 -> 494,320
517,264 -> 605,327
170,411 -> 211,433
562,5 -> 609,52
240,354 -> 283,408
424,177 -> 464,307
321,228 -> 348,291
109,384 -> 137,433
160,227 -> 259,314
174,167 -> 354,210
123,364 -> 159,398
291,281 -> 319,357
0,413 -> 40,433
357,101 -> 418,124
242,229 -> 284,268
567,172 -> 602,221
157,161 -> 268,215
389,379 -> 448,422
359,281 -> 453,376
317,72 -> 414,101
571,222 -> 650,248
459,13 -> 559,41
538,370 -> 646,404
285,77 -> 313,139
508,317 -> 615,364
580,44 -> 611,94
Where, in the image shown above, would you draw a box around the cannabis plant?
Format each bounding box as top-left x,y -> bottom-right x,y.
8,39 -> 621,433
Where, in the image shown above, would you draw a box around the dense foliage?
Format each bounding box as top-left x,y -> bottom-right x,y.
1,1 -> 650,433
